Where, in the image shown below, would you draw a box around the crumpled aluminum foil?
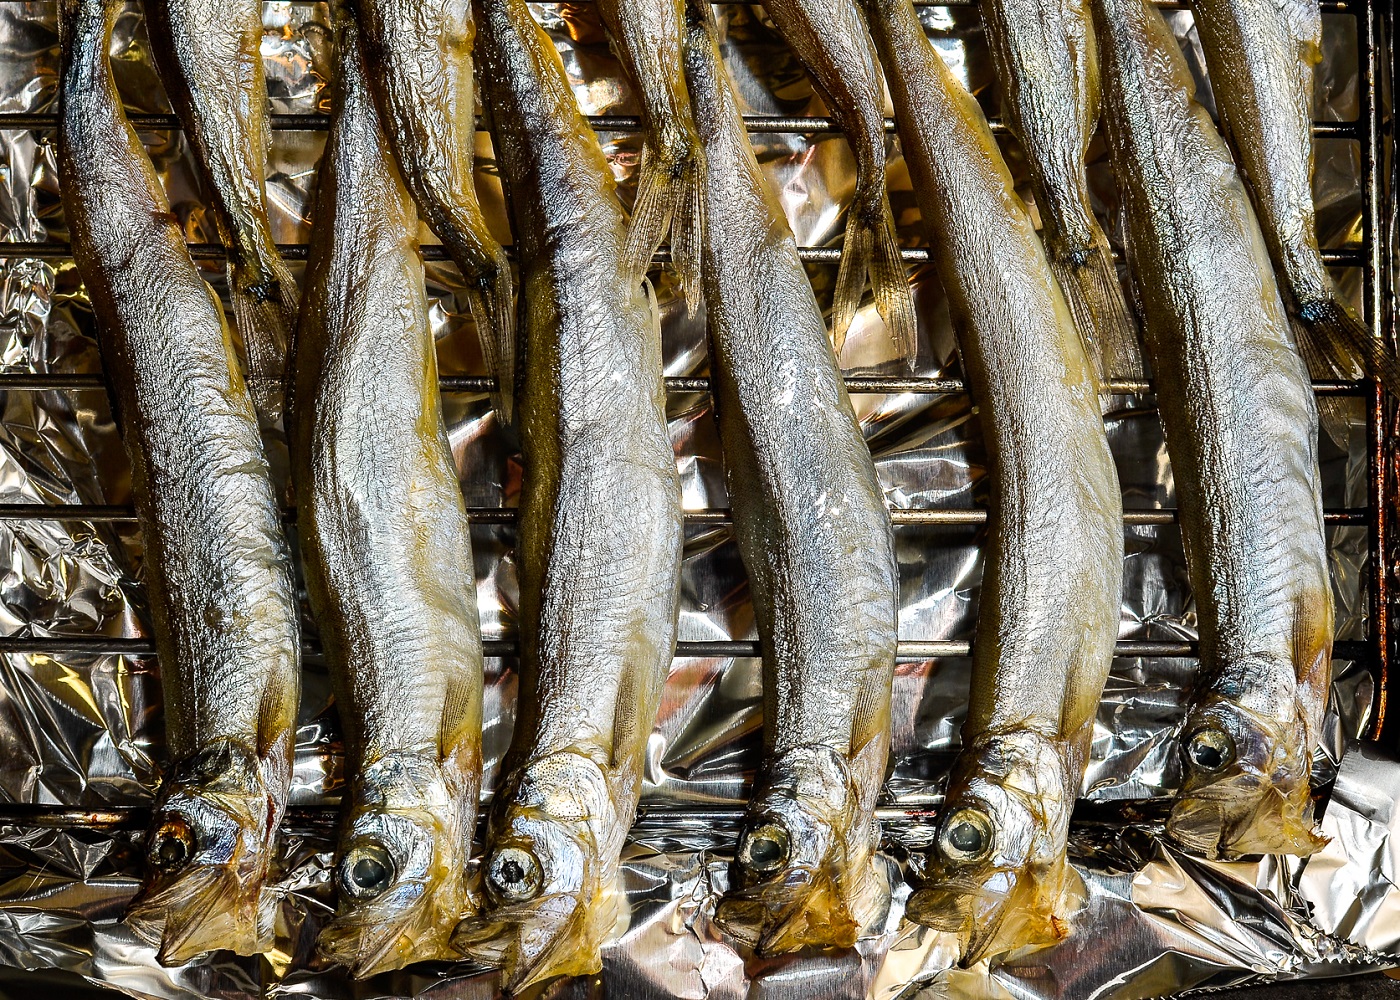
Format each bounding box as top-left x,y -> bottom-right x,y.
0,3 -> 1393,998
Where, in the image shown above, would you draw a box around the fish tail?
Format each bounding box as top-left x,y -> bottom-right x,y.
1294,290 -> 1400,396
228,251 -> 299,424
460,240 -> 517,427
1047,237 -> 1143,389
625,140 -> 705,312
1291,312 -> 1356,448
832,189 -> 916,363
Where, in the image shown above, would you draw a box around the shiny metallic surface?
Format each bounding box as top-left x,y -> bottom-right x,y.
0,2 -> 1393,998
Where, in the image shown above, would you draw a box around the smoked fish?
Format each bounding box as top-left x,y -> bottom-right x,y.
864,0 -> 1124,961
292,7 -> 485,978
761,0 -> 917,359
450,0 -> 684,989
1190,0 -> 1400,402
145,0 -> 298,423
682,0 -> 900,956
978,0 -> 1142,385
352,0 -> 517,421
1091,0 -> 1332,859
596,0 -> 705,307
59,0 -> 301,963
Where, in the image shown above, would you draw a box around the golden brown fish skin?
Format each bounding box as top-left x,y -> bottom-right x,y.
681,0 -> 898,956
58,0 -> 300,964
760,0 -> 916,360
863,0 -> 1123,963
596,0 -> 705,307
352,0 -> 517,422
291,9 -> 485,980
1091,0 -> 1331,860
1189,0 -> 1400,396
449,0 -> 683,990
978,0 -> 1142,385
144,0 -> 297,424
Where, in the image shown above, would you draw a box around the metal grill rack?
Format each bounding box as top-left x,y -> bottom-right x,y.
0,0 -> 1392,836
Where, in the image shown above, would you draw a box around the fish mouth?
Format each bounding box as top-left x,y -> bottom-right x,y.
905,858 -> 1084,966
126,862 -> 274,965
452,889 -> 613,994
316,881 -> 465,979
1166,778 -> 1326,860
714,856 -> 866,956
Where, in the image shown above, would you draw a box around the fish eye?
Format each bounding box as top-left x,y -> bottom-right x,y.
939,807 -> 994,863
738,821 -> 790,876
338,842 -> 397,901
486,846 -> 542,903
149,814 -> 197,874
1185,727 -> 1235,774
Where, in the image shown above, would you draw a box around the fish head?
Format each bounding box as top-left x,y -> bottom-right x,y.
126,740 -> 282,964
1167,695 -> 1326,860
715,746 -> 882,956
317,753 -> 476,978
905,733 -> 1081,966
452,752 -> 617,993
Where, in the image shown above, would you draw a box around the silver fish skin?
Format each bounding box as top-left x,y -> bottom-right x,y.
1091,0 -> 1332,859
978,0 -> 1143,385
352,0 -> 517,423
863,0 -> 1123,963
450,0 -> 683,990
144,0 -> 298,424
682,0 -> 899,957
595,0 -> 705,308
760,0 -> 916,361
1189,0 -> 1400,399
291,8 -> 485,980
57,0 -> 300,964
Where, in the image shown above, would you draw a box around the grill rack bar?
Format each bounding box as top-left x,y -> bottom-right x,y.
0,110 -> 1366,137
0,503 -> 1370,527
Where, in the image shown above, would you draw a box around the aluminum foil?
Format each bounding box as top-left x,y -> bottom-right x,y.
0,3 -> 1393,998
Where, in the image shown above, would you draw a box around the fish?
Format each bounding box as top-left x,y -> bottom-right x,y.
759,0 -> 916,360
1188,0 -> 1400,413
680,0 -> 899,956
57,0 -> 301,964
862,0 -> 1124,962
449,0 -> 684,990
978,0 -> 1143,387
596,0 -> 705,308
144,0 -> 298,424
290,6 -> 485,979
351,0 -> 517,422
1090,0 -> 1332,859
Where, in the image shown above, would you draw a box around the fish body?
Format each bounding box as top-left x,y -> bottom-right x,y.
682,0 -> 899,956
1189,0 -> 1400,398
863,0 -> 1123,962
291,9 -> 485,979
450,0 -> 683,989
760,0 -> 916,360
978,0 -> 1142,385
596,0 -> 705,306
353,0 -> 517,421
145,0 -> 298,423
58,0 -> 300,963
1091,0 -> 1331,859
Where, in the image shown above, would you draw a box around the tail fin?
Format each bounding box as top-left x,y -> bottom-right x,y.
625,140 -> 705,314
1294,290 -> 1400,395
462,242 -> 517,426
1047,238 -> 1143,390
228,253 -> 299,425
831,191 -> 917,364
1291,312 -> 1357,449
